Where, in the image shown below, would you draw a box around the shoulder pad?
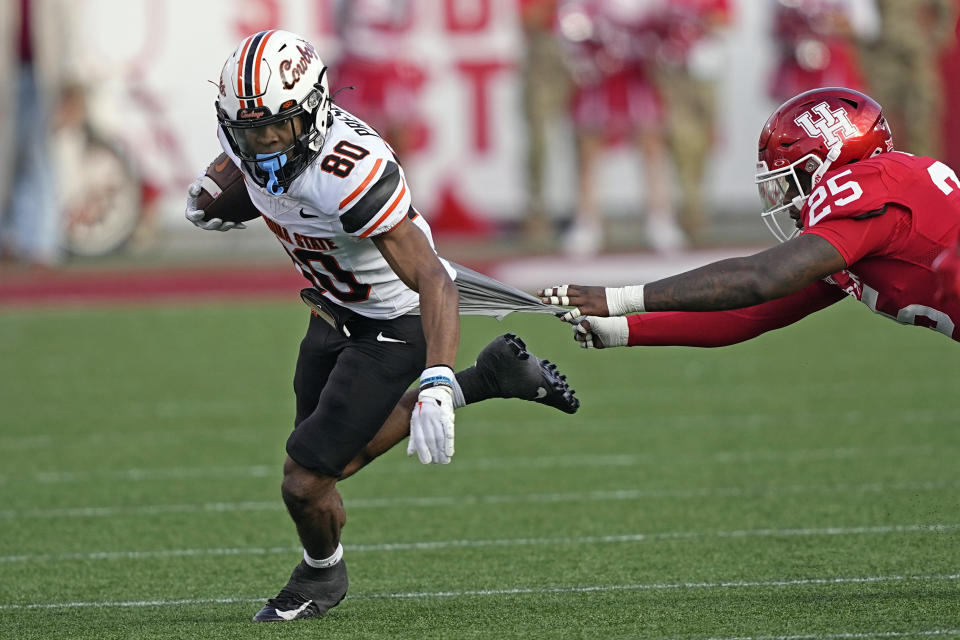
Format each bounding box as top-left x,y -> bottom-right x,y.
804,160 -> 895,227
339,160 -> 402,233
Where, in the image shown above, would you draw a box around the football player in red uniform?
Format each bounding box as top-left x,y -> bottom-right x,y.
540,87 -> 960,346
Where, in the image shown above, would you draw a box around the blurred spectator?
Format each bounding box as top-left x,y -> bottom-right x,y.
518,0 -> 572,245
331,0 -> 426,161
859,0 -> 956,158
768,0 -> 877,104
650,0 -> 732,245
0,0 -> 70,267
557,0 -> 682,258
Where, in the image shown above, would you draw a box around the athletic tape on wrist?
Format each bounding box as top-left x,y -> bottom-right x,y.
612,316 -> 630,346
421,380 -> 453,391
605,285 -> 645,315
420,365 -> 454,389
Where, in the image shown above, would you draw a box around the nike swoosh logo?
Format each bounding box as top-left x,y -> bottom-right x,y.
214,157 -> 230,172
300,208 -> 319,219
275,600 -> 312,621
535,387 -> 547,399
376,332 -> 406,344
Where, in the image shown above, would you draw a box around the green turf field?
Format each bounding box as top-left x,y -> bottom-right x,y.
1,299 -> 958,639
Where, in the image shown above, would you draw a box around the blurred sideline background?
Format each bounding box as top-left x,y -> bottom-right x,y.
1,0 -> 959,301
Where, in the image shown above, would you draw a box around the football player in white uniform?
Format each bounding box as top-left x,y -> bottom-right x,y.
185,30 -> 579,622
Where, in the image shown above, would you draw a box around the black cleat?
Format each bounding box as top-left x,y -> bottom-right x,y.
475,333 -> 580,414
252,559 -> 348,622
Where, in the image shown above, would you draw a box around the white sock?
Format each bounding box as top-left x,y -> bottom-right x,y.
450,376 -> 465,409
303,543 -> 343,569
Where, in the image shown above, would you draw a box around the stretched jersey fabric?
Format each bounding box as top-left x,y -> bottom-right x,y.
219,106 -> 454,320
629,152 -> 960,345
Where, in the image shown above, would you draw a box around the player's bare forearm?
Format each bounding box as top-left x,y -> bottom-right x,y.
545,235 -> 847,315
417,265 -> 460,367
644,257 -> 787,311
373,219 -> 459,367
644,236 -> 846,311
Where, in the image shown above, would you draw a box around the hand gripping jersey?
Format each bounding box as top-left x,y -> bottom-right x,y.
627,151 -> 960,345
219,106 -> 454,320
799,152 -> 960,340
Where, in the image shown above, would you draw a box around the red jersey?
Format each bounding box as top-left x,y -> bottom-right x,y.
933,229 -> 960,304
628,152 -> 960,345
802,152 -> 960,340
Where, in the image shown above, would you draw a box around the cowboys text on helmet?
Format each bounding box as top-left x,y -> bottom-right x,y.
216,30 -> 332,195
280,44 -> 321,91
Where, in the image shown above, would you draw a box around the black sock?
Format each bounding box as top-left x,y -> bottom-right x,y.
455,365 -> 499,405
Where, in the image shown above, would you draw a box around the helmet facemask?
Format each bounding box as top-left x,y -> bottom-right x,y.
218,81 -> 329,195
216,31 -> 333,196
755,152 -> 825,243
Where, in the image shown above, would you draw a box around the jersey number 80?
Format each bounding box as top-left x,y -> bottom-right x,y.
320,141 -> 369,178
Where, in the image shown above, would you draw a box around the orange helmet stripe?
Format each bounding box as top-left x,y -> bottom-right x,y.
253,30 -> 277,107
235,35 -> 254,104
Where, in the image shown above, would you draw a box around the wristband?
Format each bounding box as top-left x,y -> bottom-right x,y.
609,316 -> 630,346
605,285 -> 645,316
420,365 -> 454,390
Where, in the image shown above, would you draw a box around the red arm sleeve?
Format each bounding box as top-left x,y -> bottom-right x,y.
626,280 -> 846,347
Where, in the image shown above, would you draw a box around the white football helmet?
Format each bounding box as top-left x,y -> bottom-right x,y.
216,30 -> 332,195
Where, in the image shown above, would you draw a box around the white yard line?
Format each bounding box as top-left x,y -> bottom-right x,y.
1,479 -> 954,520
1,522 -> 957,564
0,444 -> 943,485
1,573 -> 957,612
701,631 -> 960,640
2,406 -> 958,451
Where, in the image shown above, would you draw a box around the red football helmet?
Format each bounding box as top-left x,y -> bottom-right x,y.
755,87 -> 894,241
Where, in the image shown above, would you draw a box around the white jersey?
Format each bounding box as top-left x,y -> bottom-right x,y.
219,106 -> 453,320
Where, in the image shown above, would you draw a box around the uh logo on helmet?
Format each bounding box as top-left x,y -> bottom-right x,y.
216,30 -> 332,195
793,101 -> 859,155
754,87 -> 893,242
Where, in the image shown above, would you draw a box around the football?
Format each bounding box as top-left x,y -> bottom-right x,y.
196,152 -> 261,223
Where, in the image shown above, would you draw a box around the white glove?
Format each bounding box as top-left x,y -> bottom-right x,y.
573,316 -> 629,349
184,176 -> 246,232
408,366 -> 456,464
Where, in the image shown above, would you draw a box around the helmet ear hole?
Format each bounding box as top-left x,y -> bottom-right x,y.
795,169 -> 813,194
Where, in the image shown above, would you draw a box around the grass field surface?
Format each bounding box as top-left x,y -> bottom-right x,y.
1,299 -> 958,639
